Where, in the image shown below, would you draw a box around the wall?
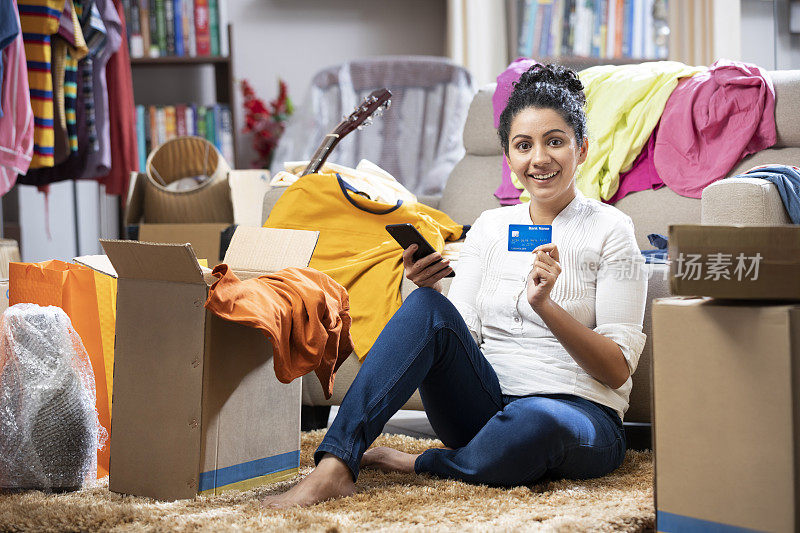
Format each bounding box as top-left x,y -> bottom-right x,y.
740,0 -> 800,69
227,0 -> 447,168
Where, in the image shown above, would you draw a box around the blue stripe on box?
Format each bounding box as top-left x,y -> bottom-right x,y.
657,511 -> 762,532
198,450 -> 300,492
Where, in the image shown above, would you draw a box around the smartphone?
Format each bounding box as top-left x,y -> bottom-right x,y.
385,223 -> 455,278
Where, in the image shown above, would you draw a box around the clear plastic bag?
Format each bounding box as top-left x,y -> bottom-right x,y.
0,304 -> 107,491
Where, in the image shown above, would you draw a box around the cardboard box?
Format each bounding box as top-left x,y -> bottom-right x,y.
126,169 -> 272,265
102,226 -> 319,500
652,297 -> 800,532
668,224 -> 800,300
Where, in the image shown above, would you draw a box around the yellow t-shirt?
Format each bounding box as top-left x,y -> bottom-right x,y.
265,172 -> 465,359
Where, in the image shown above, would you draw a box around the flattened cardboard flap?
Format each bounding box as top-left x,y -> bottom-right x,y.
224,227 -> 319,274
100,240 -> 205,283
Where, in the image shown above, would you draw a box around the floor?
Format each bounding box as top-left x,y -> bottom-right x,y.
328,406 -> 437,439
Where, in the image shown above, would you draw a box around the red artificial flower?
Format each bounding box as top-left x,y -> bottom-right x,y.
240,78 -> 294,168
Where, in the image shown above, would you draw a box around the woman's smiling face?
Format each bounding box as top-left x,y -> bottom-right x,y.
505,106 -> 587,206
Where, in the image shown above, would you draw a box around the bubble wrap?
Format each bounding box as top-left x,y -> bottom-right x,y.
0,304 -> 107,491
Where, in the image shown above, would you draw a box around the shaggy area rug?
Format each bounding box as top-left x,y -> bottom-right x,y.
0,430 -> 655,532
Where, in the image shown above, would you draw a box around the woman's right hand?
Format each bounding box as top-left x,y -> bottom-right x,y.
403,244 -> 453,292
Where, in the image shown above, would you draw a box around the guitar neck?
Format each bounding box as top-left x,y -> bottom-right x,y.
301,134 -> 341,176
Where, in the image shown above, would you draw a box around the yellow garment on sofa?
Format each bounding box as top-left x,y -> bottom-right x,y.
513,61 -> 705,202
264,172 -> 464,360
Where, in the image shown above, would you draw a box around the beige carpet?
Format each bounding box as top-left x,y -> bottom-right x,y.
0,430 -> 655,532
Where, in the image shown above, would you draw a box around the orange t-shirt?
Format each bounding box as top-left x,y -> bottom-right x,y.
204,264 -> 353,399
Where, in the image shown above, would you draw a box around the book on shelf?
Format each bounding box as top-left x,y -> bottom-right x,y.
136,105 -> 147,171
516,0 -> 667,60
172,0 -> 184,56
148,0 -> 159,57
208,0 -> 219,56
126,0 -> 227,58
164,0 -> 175,56
135,104 -> 235,167
194,0 -> 211,56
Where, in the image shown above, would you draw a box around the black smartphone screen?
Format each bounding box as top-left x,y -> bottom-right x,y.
385,223 -> 455,277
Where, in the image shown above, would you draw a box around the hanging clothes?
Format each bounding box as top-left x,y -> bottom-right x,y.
19,0 -> 121,186
205,265 -> 354,400
264,172 -> 466,360
653,59 -> 777,198
52,0 -> 87,164
18,0 -> 66,169
0,0 -> 21,118
95,0 -> 137,197
0,0 -> 33,195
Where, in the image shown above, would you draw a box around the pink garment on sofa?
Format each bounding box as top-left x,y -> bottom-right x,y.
653,59 -> 777,199
606,124 -> 665,204
492,58 -> 539,205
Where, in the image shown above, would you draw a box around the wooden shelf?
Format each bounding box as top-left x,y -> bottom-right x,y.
130,25 -> 238,167
130,55 -> 230,66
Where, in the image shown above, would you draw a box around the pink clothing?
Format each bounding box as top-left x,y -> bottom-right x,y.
607,124 -> 664,203
654,59 -> 777,198
492,58 -> 539,205
0,0 -> 33,195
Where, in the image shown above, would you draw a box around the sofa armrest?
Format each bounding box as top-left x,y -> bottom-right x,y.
701,177 -> 791,225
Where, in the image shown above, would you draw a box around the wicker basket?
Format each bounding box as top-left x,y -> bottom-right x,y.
143,136 -> 233,224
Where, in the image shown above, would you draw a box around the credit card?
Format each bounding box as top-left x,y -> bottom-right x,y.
508,224 -> 552,252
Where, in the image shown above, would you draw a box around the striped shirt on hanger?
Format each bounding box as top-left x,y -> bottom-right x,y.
18,0 -> 64,168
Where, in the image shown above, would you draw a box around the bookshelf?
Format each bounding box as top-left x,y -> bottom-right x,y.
506,0 -> 670,71
129,24 -> 238,167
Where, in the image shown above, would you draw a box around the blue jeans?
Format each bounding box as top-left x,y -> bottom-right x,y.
314,287 -> 626,487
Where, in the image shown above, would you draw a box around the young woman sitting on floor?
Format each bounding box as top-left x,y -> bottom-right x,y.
261,63 -> 648,508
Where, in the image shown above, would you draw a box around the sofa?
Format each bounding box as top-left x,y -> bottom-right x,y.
262,70 -> 800,444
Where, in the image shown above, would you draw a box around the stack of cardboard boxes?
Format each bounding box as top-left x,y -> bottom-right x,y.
653,225 -> 800,532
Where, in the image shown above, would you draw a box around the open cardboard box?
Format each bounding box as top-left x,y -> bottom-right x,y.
653,297 -> 800,531
102,226 -> 319,501
125,170 -> 272,265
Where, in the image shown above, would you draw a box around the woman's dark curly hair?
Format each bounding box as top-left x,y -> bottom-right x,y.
498,63 -> 587,155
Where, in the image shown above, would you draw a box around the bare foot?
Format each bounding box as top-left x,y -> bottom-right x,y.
260,454 -> 356,509
360,446 -> 420,474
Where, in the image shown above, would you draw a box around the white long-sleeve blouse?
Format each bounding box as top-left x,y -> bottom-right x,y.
447,190 -> 648,420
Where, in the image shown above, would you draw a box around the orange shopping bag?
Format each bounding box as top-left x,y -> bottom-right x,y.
9,260 -> 116,478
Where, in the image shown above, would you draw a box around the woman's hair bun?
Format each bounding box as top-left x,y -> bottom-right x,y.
515,63 -> 585,105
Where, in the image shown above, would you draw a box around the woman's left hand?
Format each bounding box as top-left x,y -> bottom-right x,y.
526,243 -> 561,310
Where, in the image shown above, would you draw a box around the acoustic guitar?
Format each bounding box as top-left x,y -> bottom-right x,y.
301,88 -> 392,176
